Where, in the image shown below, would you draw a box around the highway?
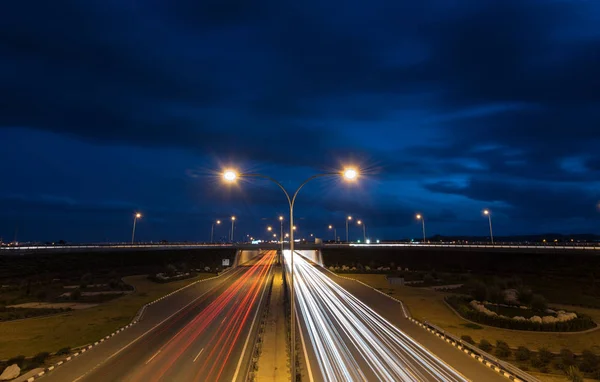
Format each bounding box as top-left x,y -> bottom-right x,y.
287,251 -> 506,382
41,251 -> 275,382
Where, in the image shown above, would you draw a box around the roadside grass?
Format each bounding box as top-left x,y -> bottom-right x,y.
0,273 -> 213,359
343,274 -> 600,354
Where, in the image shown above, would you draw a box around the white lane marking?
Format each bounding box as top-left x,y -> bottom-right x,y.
70,269 -> 240,382
231,256 -> 274,382
297,307 -> 315,382
145,350 -> 161,365
193,348 -> 205,363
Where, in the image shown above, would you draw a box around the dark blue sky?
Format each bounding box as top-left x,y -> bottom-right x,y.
1,0 -> 599,243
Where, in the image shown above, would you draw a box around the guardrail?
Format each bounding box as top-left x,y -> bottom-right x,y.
347,243 -> 600,250
423,321 -> 541,382
0,243 -> 233,251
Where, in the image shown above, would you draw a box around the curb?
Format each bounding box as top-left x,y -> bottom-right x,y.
27,270 -> 233,381
407,317 -> 540,382
23,321 -> 139,381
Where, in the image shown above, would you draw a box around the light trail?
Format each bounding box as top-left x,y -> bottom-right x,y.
284,250 -> 469,382
129,251 -> 275,382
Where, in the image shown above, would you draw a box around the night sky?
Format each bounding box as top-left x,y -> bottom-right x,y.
1,1 -> 599,243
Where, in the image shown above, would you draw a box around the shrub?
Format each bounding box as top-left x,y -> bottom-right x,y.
165,264 -> 177,276
32,352 -> 50,364
7,355 -> 25,367
488,286 -> 504,304
530,354 -> 545,369
557,349 -> 576,370
517,287 -> 533,305
538,348 -> 554,365
423,273 -> 435,283
36,290 -> 47,300
469,280 -> 488,301
579,350 -> 600,372
495,341 -> 511,358
70,288 -> 81,301
80,273 -> 93,289
515,346 -> 531,361
531,294 -> 548,312
56,347 -> 71,355
478,339 -> 492,352
460,335 -> 475,345
565,366 -> 584,382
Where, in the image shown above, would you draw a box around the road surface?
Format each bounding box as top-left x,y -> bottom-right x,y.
41,251 -> 275,382
287,251 -> 506,382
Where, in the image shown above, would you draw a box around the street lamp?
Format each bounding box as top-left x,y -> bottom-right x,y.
357,220 -> 366,243
328,225 -> 337,242
222,166 -> 358,381
131,213 -> 142,244
416,214 -> 426,243
231,216 -> 236,242
483,209 -> 494,244
346,216 -> 352,243
279,216 -> 284,254
211,219 -> 221,243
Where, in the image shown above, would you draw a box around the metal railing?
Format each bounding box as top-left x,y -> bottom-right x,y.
424,321 -> 541,382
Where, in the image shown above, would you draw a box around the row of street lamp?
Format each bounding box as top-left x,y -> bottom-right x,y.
129,207 -> 494,245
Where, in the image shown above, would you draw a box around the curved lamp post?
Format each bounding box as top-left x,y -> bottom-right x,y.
346,215 -> 353,243
483,209 -> 494,244
131,213 -> 141,244
211,219 -> 221,243
328,224 -> 337,242
357,220 -> 366,243
416,214 -> 426,243
230,216 -> 236,242
222,167 -> 358,381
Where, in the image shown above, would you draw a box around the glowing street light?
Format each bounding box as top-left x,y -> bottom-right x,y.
483,209 -> 494,244
231,216 -> 236,242
357,220 -> 366,243
416,214 -> 426,243
279,216 -> 284,254
346,216 -> 352,243
221,166 -> 359,381
131,213 -> 142,244
211,219 -> 221,243
328,225 -> 337,242
267,226 -> 272,231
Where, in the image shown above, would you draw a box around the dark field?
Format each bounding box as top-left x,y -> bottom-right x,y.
0,248 -> 237,283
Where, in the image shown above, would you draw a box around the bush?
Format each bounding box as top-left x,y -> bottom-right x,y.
56,347 -> 71,355
495,340 -> 511,358
515,346 -> 531,361
80,273 -> 93,289
565,366 -> 584,382
7,355 -> 25,367
469,280 -> 488,301
460,335 -> 475,345
70,288 -> 81,301
478,339 -> 492,352
165,264 -> 177,277
445,296 -> 596,332
531,294 -> 548,312
538,348 -> 554,365
530,354 -> 545,369
517,287 -> 534,305
36,290 -> 47,300
488,286 -> 504,304
557,349 -> 576,370
32,352 -> 50,364
579,350 -> 600,373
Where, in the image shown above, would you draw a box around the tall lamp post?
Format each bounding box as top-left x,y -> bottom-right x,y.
279,216 -> 284,254
416,214 -> 426,243
222,167 -> 358,381
131,213 -> 141,244
328,225 -> 336,242
346,216 -> 352,242
483,209 -> 494,244
211,219 -> 221,243
230,216 -> 236,242
357,220 -> 366,243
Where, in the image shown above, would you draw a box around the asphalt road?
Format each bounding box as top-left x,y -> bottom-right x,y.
287,252 -> 506,382
41,251 -> 275,382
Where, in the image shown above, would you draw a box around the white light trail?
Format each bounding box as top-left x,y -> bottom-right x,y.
284,250 -> 469,382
